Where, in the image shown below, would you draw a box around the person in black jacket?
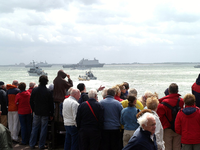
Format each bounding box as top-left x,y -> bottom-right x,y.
0,81 -> 7,127
76,89 -> 104,150
29,75 -> 54,149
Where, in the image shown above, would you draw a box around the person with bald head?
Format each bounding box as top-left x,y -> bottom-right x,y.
6,80 -> 20,143
27,82 -> 36,94
63,89 -> 80,150
123,112 -> 157,150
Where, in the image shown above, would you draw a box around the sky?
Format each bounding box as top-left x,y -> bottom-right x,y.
1,0 -> 200,65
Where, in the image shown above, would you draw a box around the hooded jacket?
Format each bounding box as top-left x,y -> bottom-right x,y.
175,106 -> 200,144
192,74 -> 200,107
15,90 -> 32,115
157,93 -> 184,129
53,70 -> 73,102
6,84 -> 20,111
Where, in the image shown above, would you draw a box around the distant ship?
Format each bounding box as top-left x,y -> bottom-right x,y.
63,58 -> 105,69
194,65 -> 200,68
25,61 -> 52,68
27,61 -> 48,76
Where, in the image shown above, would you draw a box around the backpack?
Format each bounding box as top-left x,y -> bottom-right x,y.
161,98 -> 181,132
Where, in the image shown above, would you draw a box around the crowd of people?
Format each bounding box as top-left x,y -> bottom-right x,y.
1,70 -> 200,150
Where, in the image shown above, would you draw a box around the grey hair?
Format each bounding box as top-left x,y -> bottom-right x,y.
128,88 -> 138,97
137,112 -> 155,128
88,89 -> 97,99
101,88 -> 108,99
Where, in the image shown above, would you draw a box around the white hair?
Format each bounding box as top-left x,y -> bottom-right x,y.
144,90 -> 153,97
88,89 -> 97,99
137,112 -> 155,128
101,88 -> 108,99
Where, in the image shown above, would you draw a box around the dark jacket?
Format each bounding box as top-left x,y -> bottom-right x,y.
53,70 -> 73,102
30,84 -> 54,116
192,74 -> 200,107
0,88 -> 7,115
76,98 -> 104,130
123,127 -> 157,150
78,92 -> 89,104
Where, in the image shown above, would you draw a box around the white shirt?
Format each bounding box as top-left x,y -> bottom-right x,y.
62,96 -> 79,126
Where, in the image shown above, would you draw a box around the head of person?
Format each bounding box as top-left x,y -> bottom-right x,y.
18,82 -> 26,91
70,89 -> 80,100
48,84 -> 54,91
112,85 -> 121,97
88,89 -> 98,101
119,84 -> 126,94
168,83 -> 178,94
0,81 -> 5,89
138,112 -> 156,135
29,82 -> 36,88
77,83 -> 85,92
39,75 -> 49,86
101,88 -> 108,99
68,87 -> 73,95
57,70 -> 67,78
123,82 -> 129,90
183,93 -> 196,106
128,88 -> 138,98
146,96 -> 159,111
164,88 -> 169,96
128,96 -> 137,107
107,88 -> 115,97
12,80 -> 19,86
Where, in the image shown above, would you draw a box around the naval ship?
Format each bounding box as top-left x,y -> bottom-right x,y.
63,58 -> 105,69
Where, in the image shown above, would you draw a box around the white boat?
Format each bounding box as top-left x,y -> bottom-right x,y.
27,61 -> 48,76
78,71 -> 97,81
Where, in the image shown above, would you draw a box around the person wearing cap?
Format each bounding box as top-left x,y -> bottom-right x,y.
192,73 -> 200,107
0,81 -> 7,127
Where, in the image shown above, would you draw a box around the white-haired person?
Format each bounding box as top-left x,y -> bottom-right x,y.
120,96 -> 139,147
123,112 -> 157,150
139,90 -> 154,108
76,89 -> 104,150
146,96 -> 165,150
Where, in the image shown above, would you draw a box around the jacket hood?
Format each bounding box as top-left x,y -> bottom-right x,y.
182,106 -> 196,115
159,93 -> 181,103
6,84 -> 17,90
19,91 -> 30,97
196,74 -> 200,85
57,70 -> 67,79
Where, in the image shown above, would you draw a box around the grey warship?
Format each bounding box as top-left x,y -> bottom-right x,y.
63,58 -> 104,69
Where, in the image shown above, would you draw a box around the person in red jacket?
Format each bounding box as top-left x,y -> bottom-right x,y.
175,93 -> 200,150
157,83 -> 184,150
15,82 -> 32,145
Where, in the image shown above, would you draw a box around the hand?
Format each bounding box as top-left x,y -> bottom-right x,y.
98,85 -> 105,92
66,74 -> 70,79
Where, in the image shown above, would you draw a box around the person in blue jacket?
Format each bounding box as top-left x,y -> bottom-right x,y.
123,112 -> 157,150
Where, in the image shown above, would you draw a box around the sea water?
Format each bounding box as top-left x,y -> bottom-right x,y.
0,63 -> 199,99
